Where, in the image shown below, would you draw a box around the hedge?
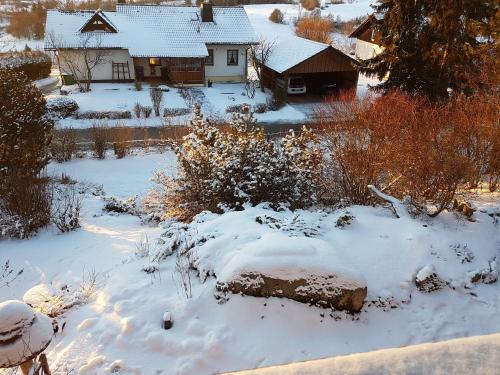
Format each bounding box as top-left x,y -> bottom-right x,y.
0,51 -> 52,81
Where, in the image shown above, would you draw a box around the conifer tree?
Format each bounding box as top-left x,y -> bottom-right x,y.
361,0 -> 498,99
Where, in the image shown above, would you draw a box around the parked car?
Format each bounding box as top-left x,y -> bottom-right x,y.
287,76 -> 307,95
320,83 -> 338,96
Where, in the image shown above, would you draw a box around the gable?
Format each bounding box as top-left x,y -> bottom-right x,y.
80,11 -> 118,33
287,47 -> 358,74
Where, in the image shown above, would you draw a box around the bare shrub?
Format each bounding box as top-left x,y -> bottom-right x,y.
0,261 -> 24,289
245,79 -> 257,99
295,15 -> 334,44
316,91 -> 478,216
150,87 -> 163,116
447,94 -> 500,191
249,38 -> 275,92
269,8 -> 285,23
300,0 -> 319,11
52,184 -> 82,233
141,106 -> 153,118
172,231 -> 197,299
133,102 -> 142,118
90,121 -> 108,159
112,126 -> 134,159
50,128 -> 77,163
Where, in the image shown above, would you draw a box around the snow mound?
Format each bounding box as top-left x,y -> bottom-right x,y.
0,300 -> 53,367
226,332 -> 500,375
23,283 -> 58,307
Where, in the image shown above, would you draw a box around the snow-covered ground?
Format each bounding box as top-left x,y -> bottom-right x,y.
51,82 -> 306,129
229,332 -> 500,375
1,151 -> 499,375
0,32 -> 44,52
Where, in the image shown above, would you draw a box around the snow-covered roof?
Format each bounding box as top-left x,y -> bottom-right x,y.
45,5 -> 256,58
263,36 -> 354,74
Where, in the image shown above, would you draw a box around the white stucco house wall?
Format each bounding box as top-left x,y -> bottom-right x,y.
44,3 -> 256,86
349,13 -> 384,61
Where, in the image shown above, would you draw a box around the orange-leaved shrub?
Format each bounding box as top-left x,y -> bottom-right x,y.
316,90 -> 499,216
295,15 -> 334,44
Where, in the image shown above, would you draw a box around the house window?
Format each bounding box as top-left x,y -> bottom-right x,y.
149,57 -> 161,66
169,58 -> 202,72
205,49 -> 214,66
227,49 -> 238,66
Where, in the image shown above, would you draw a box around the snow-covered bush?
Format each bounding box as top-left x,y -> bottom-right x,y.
253,103 -> 268,113
163,108 -> 190,117
103,196 -> 141,216
46,96 -> 79,119
225,103 -> 245,113
0,69 -> 53,238
145,105 -> 321,221
0,51 -> 51,80
75,110 -> 132,120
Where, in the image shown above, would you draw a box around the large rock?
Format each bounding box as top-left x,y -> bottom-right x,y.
216,271 -> 367,313
415,264 -> 447,293
213,234 -> 367,313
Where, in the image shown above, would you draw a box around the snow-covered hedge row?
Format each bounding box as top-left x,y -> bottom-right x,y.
0,51 -> 51,80
46,96 -> 79,119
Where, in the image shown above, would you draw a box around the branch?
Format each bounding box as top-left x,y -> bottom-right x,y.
367,184 -> 409,219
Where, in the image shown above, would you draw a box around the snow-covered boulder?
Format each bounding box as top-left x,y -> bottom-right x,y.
0,300 -> 53,368
213,234 -> 367,313
415,265 -> 448,293
468,259 -> 499,285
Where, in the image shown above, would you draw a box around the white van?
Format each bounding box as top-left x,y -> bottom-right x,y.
287,76 -> 307,95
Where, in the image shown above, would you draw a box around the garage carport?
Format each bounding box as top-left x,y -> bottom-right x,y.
260,37 -> 359,96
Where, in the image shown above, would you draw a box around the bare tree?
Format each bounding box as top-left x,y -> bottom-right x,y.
150,87 -> 163,116
47,32 -> 109,92
249,38 -> 275,92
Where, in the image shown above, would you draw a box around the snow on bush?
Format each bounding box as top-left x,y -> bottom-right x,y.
46,96 -> 79,119
146,105 -> 321,221
0,51 -> 51,80
75,110 -> 132,120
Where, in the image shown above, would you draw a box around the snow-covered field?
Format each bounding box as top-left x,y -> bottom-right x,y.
1,151 -> 499,374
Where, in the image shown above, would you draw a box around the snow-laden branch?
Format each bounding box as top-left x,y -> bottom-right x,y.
367,184 -> 409,219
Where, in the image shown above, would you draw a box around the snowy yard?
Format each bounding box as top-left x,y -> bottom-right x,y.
1,151 -> 499,374
50,82 -> 307,129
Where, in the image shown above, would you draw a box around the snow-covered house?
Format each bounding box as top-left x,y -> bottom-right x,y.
349,13 -> 384,60
44,3 -> 256,85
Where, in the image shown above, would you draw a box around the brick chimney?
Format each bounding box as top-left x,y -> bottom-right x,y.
201,2 -> 213,22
